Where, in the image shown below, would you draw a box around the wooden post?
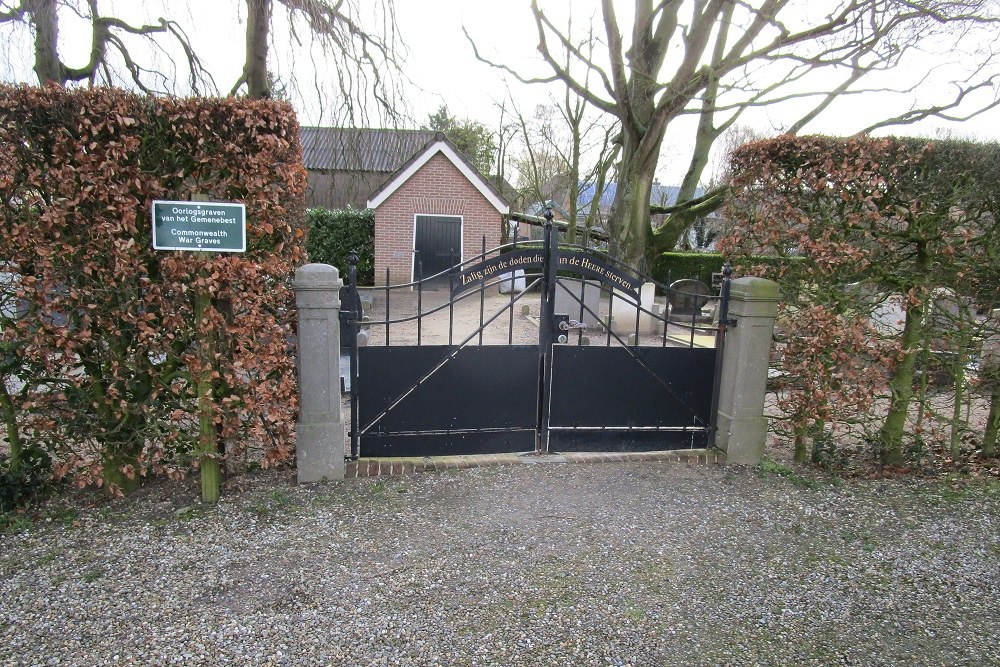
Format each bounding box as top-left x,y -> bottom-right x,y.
194,278 -> 220,503
190,193 -> 220,503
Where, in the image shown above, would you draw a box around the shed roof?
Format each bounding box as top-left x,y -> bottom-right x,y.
299,127 -> 437,172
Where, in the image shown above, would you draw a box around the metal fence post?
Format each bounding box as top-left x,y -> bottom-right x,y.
536,207 -> 558,453
709,263 -> 733,448
293,263 -> 346,482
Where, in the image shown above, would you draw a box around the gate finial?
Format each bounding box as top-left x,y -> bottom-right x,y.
544,206 -> 553,225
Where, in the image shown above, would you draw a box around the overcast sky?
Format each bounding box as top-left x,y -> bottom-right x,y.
398,0 -> 1000,180
2,0 -> 998,183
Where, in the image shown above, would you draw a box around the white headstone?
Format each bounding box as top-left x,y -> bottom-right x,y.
498,270 -> 526,294
610,282 -> 660,335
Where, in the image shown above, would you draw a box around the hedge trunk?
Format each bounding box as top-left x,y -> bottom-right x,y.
793,425 -> 808,464
878,249 -> 929,464
195,286 -> 221,504
984,384 -> 1000,458
0,379 -> 22,469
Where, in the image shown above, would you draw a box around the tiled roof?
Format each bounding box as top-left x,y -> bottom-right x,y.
299,127 -> 437,172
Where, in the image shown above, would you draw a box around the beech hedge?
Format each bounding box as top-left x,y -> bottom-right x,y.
0,85 -> 307,493
722,134 -> 1000,466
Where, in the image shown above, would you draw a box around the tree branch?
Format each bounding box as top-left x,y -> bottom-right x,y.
524,0 -> 619,114
650,185 -> 727,217
858,75 -> 1000,134
600,0 -> 633,128
274,0 -> 404,123
0,1 -> 25,22
462,25 -> 562,86
786,56 -> 870,135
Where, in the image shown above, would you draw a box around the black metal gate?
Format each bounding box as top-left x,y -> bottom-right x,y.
345,210 -> 732,458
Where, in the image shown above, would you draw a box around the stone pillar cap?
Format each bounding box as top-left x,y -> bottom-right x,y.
295,263 -> 341,288
729,276 -> 780,302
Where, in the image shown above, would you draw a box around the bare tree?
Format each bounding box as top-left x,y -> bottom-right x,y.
491,97 -> 521,221
511,99 -> 618,244
232,0 -> 405,123
0,0 -> 213,93
500,17 -> 620,245
510,128 -> 570,206
472,0 -> 1000,267
1,0 -> 404,123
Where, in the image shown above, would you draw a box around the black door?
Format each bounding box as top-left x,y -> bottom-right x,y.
414,215 -> 462,283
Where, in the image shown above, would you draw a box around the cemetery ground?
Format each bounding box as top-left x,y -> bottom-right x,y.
3,288 -> 1000,665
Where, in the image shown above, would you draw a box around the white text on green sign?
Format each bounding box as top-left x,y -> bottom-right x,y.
152,201 -> 246,253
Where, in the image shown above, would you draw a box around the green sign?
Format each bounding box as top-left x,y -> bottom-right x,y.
152,200 -> 246,253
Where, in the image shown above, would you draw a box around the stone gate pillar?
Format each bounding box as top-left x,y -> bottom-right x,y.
293,263 -> 345,482
715,277 -> 780,465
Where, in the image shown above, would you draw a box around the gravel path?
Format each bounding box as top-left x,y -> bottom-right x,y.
2,462 -> 1000,666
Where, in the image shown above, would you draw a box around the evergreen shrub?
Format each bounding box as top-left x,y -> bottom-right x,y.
306,208 -> 375,285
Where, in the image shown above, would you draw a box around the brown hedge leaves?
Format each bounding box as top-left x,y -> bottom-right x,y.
0,85 -> 306,491
723,134 -> 1000,466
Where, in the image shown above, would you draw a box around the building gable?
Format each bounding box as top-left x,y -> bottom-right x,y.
368,138 -> 510,214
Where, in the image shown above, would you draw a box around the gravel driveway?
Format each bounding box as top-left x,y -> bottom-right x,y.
2,461 -> 999,666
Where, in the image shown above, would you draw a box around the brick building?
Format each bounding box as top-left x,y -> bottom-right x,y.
367,133 -> 509,285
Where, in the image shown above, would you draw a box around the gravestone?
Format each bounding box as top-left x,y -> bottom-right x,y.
499,269 -> 526,293
870,293 -> 907,335
668,279 -> 713,323
555,278 -> 601,328
609,282 -> 659,334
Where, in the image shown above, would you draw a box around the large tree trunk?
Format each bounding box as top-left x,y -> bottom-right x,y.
245,0 -> 272,98
606,122 -> 665,269
26,0 -> 63,84
606,156 -> 654,268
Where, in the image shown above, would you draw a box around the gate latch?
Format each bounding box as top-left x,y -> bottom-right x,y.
559,319 -> 588,332
553,314 -> 588,343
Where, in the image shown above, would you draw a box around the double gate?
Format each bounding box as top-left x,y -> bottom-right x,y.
345,212 -> 731,458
